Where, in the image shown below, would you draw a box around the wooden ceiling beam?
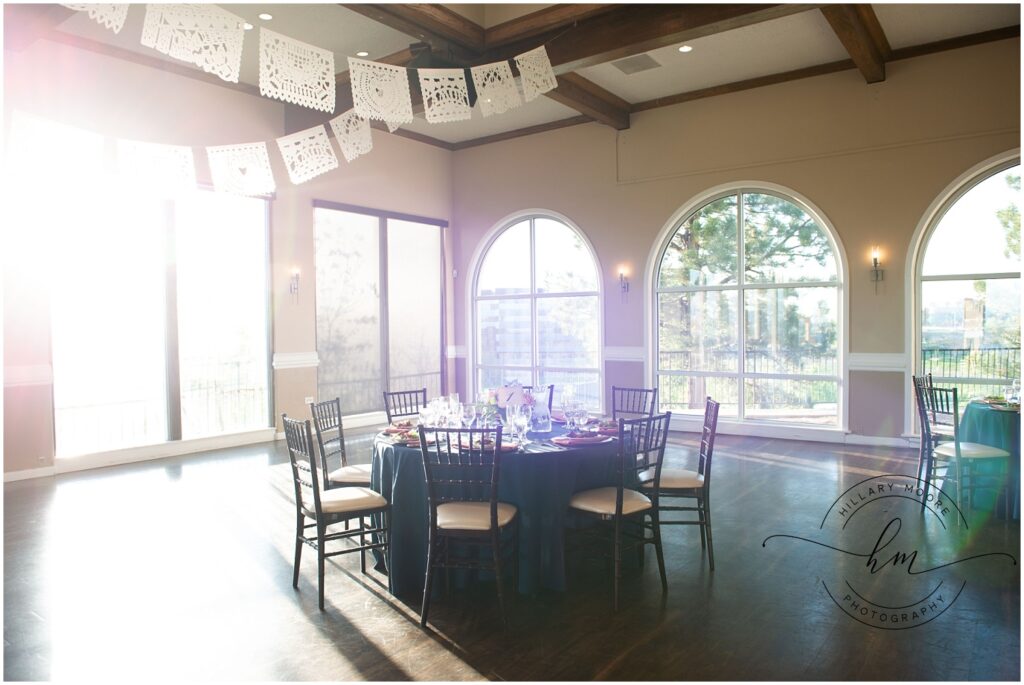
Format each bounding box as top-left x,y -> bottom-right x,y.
340,3 -> 483,59
486,4 -> 818,74
484,5 -> 617,49
820,4 -> 887,83
547,73 -> 630,130
855,4 -> 893,61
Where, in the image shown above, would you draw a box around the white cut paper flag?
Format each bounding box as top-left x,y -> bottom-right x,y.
384,119 -> 402,133
470,61 -> 522,117
276,126 -> 338,184
62,4 -> 129,33
260,28 -> 335,113
514,45 -> 558,102
329,110 -> 372,163
116,139 -> 196,192
206,142 -> 275,196
140,4 -> 245,83
418,68 -> 471,123
348,57 -> 413,124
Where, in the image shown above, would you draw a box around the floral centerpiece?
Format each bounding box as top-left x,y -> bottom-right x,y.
479,388 -> 501,426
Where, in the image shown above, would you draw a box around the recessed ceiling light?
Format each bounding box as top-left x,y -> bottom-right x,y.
258,13 -> 273,21
356,51 -> 369,57
243,22 -> 254,30
678,45 -> 693,53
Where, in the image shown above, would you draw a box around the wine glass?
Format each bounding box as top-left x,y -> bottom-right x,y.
462,403 -> 477,428
577,409 -> 590,433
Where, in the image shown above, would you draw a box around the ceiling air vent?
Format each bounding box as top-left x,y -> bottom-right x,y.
610,53 -> 661,75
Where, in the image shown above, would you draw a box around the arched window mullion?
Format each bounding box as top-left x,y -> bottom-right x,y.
915,160 -> 1020,403
737,191 -> 747,420
473,212 -> 603,411
655,187 -> 842,426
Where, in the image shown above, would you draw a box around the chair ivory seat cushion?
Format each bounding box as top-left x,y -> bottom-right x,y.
639,467 -> 704,490
328,463 -> 373,484
569,487 -> 652,516
436,501 -> 517,531
317,486 -> 387,515
933,441 -> 1011,460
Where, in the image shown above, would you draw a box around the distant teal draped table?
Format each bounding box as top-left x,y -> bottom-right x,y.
370,425 -> 622,598
959,401 -> 1020,519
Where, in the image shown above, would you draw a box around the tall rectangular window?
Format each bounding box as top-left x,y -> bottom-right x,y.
9,112 -> 272,457
175,191 -> 270,439
314,203 -> 445,414
387,218 -> 443,399
50,196 -> 170,456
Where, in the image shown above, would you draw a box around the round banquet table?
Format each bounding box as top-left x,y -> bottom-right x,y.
370,424 -> 623,598
959,401 -> 1020,518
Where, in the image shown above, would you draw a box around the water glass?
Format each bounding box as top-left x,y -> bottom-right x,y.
564,399 -> 583,431
462,403 -> 477,428
510,404 -> 532,448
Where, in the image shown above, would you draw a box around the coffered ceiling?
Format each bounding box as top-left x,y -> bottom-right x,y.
5,3 -> 1020,149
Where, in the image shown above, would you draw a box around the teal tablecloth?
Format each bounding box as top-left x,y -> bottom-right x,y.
959,401 -> 1020,518
371,426 -> 622,598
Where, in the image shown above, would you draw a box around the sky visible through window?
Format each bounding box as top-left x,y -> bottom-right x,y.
923,166 -> 1020,277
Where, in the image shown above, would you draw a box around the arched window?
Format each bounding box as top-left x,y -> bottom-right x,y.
917,161 -> 1020,399
473,215 -> 603,410
655,189 -> 842,425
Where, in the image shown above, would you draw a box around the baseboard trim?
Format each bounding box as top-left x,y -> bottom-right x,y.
668,416 -> 914,448
38,428 -> 277,478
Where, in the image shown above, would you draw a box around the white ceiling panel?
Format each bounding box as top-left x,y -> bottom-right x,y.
874,3 -> 1020,49
401,96 -> 580,144
576,11 -> 850,105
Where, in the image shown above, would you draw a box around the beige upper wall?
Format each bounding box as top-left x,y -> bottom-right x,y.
450,39 -> 1020,359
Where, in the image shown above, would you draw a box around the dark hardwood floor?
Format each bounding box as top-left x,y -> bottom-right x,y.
4,429 -> 1019,680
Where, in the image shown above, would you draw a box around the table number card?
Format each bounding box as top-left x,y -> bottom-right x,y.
495,383 -> 524,409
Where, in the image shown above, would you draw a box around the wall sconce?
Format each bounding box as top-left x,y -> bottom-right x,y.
289,268 -> 301,296
619,270 -> 630,294
870,247 -> 884,293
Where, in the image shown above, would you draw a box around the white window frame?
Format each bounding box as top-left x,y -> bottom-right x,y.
904,149 -> 1021,436
467,209 -> 605,413
645,182 -> 848,437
